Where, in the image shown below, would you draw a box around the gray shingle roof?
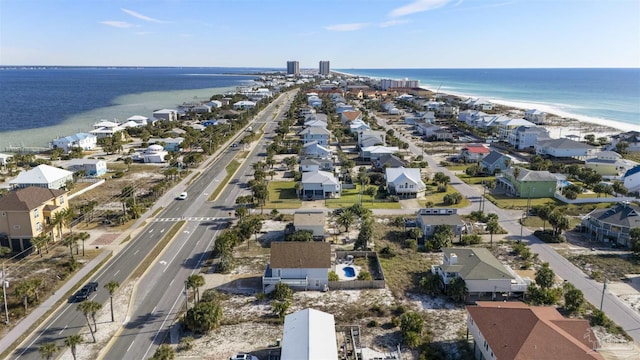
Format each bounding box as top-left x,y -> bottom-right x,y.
441,247 -> 514,280
270,242 -> 331,269
0,187 -> 66,211
587,203 -> 640,229
537,138 -> 595,150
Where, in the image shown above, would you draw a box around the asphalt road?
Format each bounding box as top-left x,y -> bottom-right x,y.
11,90 -> 296,360
375,114 -> 640,343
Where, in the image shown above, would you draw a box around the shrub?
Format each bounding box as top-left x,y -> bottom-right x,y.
357,271 -> 372,281
387,195 -> 400,202
460,234 -> 482,245
534,230 -> 565,243
272,283 -> 293,301
404,239 -> 418,251
379,246 -> 396,258
328,271 -> 339,281
112,171 -> 124,179
367,320 -> 378,328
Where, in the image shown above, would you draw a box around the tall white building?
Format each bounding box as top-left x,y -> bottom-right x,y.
319,60 -> 330,75
286,61 -> 299,75
379,78 -> 420,90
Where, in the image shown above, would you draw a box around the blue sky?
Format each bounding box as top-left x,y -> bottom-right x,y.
1,0 -> 639,68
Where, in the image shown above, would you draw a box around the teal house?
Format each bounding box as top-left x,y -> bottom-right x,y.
496,167 -> 558,198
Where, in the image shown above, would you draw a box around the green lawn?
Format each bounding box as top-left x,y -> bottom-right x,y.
523,215 -> 582,230
325,184 -> 401,209
419,185 -> 471,208
264,181 -> 302,209
484,193 -> 559,210
443,164 -> 469,172
458,175 -> 496,185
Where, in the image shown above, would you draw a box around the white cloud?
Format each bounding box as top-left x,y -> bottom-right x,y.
390,0 -> 453,17
324,23 -> 369,32
136,31 -> 152,35
100,21 -> 134,28
379,19 -> 411,28
121,8 -> 165,23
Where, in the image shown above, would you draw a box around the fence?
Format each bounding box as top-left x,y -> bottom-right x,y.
68,179 -> 105,200
332,250 -> 386,290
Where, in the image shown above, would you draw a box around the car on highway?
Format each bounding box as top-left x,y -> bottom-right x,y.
176,192 -> 188,200
230,354 -> 258,360
73,281 -> 98,302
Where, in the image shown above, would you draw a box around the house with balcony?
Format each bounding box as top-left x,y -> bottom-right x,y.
507,126 -> 550,150
0,187 -> 69,252
431,248 -> 530,297
523,109 -> 547,124
535,138 -> 596,160
301,170 -> 341,199
416,208 -> 466,241
609,130 -> 640,153
372,153 -> 407,171
152,109 -> 178,122
340,110 -> 363,125
467,302 -> 602,360
581,202 -> 640,248
299,158 -> 333,172
459,144 -> 490,163
52,133 -> 97,153
262,242 -> 331,293
585,151 -> 637,177
299,127 -> 331,146
66,159 -> 107,177
349,119 -> 371,133
9,164 -> 74,190
480,150 -> 511,174
496,167 -> 559,198
302,141 -> 332,159
293,210 -> 326,240
385,167 -> 426,198
495,118 -> 536,140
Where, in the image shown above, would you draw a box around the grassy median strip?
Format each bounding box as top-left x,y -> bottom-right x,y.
130,220 -> 185,279
208,160 -> 241,201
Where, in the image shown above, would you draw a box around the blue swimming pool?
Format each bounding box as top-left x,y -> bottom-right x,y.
343,266 -> 356,278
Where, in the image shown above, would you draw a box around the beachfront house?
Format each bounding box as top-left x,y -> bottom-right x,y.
0,153 -> 12,167
432,248 -> 529,297
152,109 -> 178,122
480,150 -> 512,174
233,100 -> 256,110
581,202 -> 640,247
467,302 -> 603,360
416,208 -> 466,240
623,166 -> 640,193
262,242 -> 331,293
281,308 -> 338,360
52,133 -> 97,153
523,109 -> 547,124
9,164 -> 74,190
385,167 -> 426,198
127,115 -> 149,126
610,131 -> 640,153
66,159 -> 107,177
293,210 -> 326,240
585,151 -> 638,177
496,167 -> 558,198
300,170 -> 341,200
0,187 -> 69,252
90,120 -> 124,139
495,118 -> 536,140
507,125 -> 551,150
535,138 -> 596,160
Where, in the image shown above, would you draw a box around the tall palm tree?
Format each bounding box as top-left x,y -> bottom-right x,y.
52,211 -> 66,241
77,301 -> 97,342
14,281 -> 34,311
38,342 -> 60,360
64,334 -> 83,360
104,281 -> 120,322
336,209 -> 355,232
29,278 -> 44,303
32,233 -> 49,257
77,232 -> 90,256
186,275 -> 205,305
62,207 -> 77,235
486,219 -> 500,248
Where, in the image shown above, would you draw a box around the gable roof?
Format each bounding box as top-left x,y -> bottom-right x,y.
467,302 -> 603,360
9,165 -> 73,186
481,150 -> 509,166
376,153 -> 407,168
507,167 -> 557,182
441,247 -> 513,280
587,203 -> 640,229
0,187 -> 66,211
386,167 -> 424,185
281,308 -> 338,360
54,133 -> 95,143
537,138 -> 595,150
302,170 -> 338,185
624,165 -> 640,178
270,242 -> 331,269
299,127 -> 331,136
341,110 -> 362,122
463,144 -> 490,154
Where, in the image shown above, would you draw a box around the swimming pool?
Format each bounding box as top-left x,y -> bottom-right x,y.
343,266 -> 356,278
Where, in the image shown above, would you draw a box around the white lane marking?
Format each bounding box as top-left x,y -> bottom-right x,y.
114,270 -> 120,277
162,229 -> 193,273
141,286 -> 185,359
127,341 -> 135,352
148,229 -> 154,233
160,229 -> 165,233
152,306 -> 157,314
58,325 -> 68,335
170,279 -> 174,286
134,249 -> 139,255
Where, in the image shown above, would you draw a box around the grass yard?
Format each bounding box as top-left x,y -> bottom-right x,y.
485,193 -> 559,210
419,185 -> 471,208
458,174 -> 495,185
324,184 -> 401,209
264,181 -> 302,209
522,215 -> 582,230
443,164 -> 469,172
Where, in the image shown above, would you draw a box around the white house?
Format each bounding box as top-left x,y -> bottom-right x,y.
66,159 -> 107,177
416,208 -> 466,239
357,130 -> 385,148
135,144 -> 168,163
349,119 -> 371,133
385,167 -> 426,198
90,120 -> 123,139
281,308 -> 338,360
361,145 -> 399,161
496,118 -> 535,140
302,141 -> 331,159
52,133 -> 97,153
127,115 -> 149,126
233,100 -> 256,110
524,109 -> 547,124
507,126 -> 550,150
458,110 -> 487,125
299,158 -> 333,172
293,210 -> 326,239
152,109 -> 178,122
208,100 -> 223,108
0,153 -> 12,167
535,138 -> 596,159
262,242 -> 331,292
9,164 -> 74,190
431,247 -> 529,296
301,170 -> 341,199
299,127 -> 331,145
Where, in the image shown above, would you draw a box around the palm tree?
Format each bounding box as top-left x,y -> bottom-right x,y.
537,205 -> 553,231
64,334 -> 83,360
448,277 -> 468,303
30,278 -> 44,303
486,219 -> 500,248
32,233 -> 49,257
187,275 -> 206,305
77,232 -> 90,256
77,301 -> 97,342
63,207 -> 77,235
105,281 -> 120,322
52,211 -> 66,241
336,209 -> 355,232
14,281 -> 34,311
38,342 -> 60,360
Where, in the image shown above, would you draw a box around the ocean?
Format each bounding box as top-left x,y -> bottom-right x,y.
339,68 -> 640,132
0,67 -> 272,150
1,67 -> 638,150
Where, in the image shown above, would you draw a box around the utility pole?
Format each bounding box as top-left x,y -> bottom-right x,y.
600,278 -> 607,311
2,262 -> 8,324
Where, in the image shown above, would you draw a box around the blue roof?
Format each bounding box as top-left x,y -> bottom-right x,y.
624,165 -> 640,178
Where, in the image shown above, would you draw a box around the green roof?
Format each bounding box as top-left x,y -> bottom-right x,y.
442,247 -> 514,280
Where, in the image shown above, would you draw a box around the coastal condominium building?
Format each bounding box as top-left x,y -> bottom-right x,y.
319,60 -> 330,75
286,61 -> 300,75
379,78 -> 420,90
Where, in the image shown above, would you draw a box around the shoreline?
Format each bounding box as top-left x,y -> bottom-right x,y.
334,70 -> 637,136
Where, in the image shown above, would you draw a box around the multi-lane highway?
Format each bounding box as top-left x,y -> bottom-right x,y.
11,89 -> 296,359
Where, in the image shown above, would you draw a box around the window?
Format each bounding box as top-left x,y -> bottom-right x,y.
36,222 -> 42,232
59,196 -> 65,204
33,208 -> 39,218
